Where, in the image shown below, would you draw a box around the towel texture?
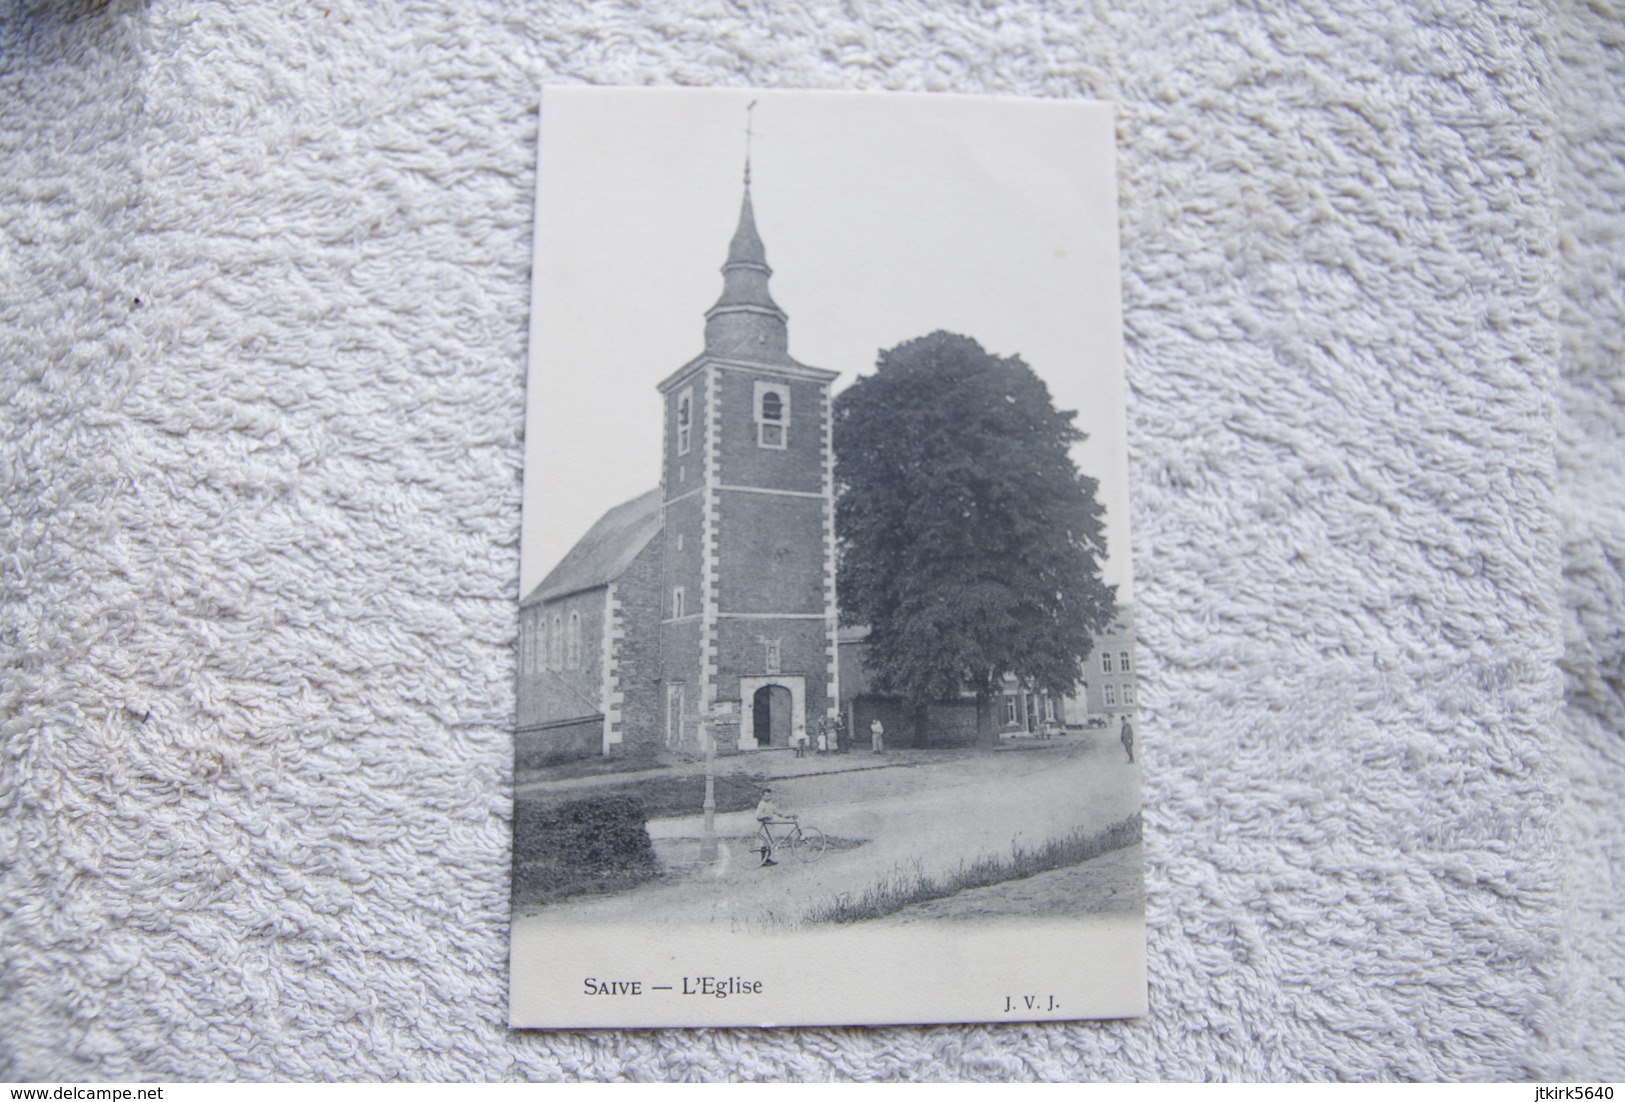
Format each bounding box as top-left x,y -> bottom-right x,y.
2,0 -> 1620,1081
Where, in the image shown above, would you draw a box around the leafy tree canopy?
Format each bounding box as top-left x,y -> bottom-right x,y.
834,331 -> 1116,713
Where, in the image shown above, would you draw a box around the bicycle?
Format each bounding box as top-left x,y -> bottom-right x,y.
749,819 -> 827,864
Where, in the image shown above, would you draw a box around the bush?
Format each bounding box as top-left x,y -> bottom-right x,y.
513,795 -> 659,906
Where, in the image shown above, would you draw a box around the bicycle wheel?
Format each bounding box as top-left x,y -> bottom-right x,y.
743,830 -> 770,863
790,826 -> 826,862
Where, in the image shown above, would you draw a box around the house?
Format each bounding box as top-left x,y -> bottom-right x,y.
835,610 -> 1136,747
1058,605 -> 1137,725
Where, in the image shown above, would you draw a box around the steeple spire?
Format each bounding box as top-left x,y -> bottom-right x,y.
704,105 -> 790,362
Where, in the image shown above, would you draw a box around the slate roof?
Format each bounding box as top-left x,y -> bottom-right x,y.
723,189 -> 772,278
522,487 -> 662,607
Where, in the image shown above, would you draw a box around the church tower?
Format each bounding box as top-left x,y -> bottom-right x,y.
655,164 -> 840,755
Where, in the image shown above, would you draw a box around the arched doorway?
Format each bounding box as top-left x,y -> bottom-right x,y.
752,684 -> 793,748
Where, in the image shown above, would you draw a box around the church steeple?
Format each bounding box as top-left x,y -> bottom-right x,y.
704,171 -> 790,362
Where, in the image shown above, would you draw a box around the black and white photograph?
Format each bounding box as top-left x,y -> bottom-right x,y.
510,88 -> 1141,1029
7,0 -> 1618,1080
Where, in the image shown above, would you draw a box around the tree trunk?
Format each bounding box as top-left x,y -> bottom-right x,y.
974,689 -> 997,750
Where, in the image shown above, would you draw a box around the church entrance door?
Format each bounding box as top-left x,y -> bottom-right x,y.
752,685 -> 793,748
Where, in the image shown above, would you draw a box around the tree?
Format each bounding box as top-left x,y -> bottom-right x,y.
833,331 -> 1116,748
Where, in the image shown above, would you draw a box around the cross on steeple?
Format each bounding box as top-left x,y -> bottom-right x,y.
706,101 -> 788,361
744,100 -> 758,187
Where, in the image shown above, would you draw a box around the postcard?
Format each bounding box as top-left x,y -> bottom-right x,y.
511,86 -> 1142,1029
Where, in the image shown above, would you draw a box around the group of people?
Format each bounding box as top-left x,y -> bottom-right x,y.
791,714 -> 1132,758
791,716 -> 837,757
790,714 -> 890,757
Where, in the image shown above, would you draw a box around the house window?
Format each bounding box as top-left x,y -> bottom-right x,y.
754,382 -> 789,449
1120,650 -> 1131,672
672,586 -> 685,619
566,611 -> 581,670
676,533 -> 683,551
1104,684 -> 1117,707
549,615 -> 562,671
676,388 -> 693,456
666,683 -> 684,749
764,639 -> 780,674
1101,652 -> 1113,673
1044,696 -> 1056,723
1004,696 -> 1017,725
1123,684 -> 1135,706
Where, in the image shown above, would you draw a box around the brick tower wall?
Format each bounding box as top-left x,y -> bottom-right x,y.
713,372 -> 826,493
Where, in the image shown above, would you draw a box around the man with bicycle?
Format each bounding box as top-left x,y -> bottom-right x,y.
753,786 -> 798,867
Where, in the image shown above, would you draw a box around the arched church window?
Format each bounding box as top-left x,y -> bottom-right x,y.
754,382 -> 788,449
566,611 -> 581,669
666,683 -> 684,749
676,388 -> 692,456
550,614 -> 562,670
672,586 -> 686,619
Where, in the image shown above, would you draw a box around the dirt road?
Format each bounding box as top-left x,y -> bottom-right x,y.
515,735 -> 1140,932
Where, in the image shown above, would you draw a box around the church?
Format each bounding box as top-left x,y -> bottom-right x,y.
516,170 -> 841,766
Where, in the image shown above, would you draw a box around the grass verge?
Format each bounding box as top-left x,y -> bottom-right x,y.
519,771 -> 766,821
804,812 -> 1142,925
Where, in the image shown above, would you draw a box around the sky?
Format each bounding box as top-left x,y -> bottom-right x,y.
521,88 -> 1131,603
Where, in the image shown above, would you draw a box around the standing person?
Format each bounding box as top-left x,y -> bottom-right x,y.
815,716 -> 829,755
1120,715 -> 1134,763
832,713 -> 847,753
753,787 -> 797,867
794,727 -> 809,758
870,717 -> 885,753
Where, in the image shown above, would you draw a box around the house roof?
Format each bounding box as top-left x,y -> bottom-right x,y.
522,487 -> 662,606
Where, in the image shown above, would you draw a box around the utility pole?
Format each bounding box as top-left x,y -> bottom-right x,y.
703,718 -> 716,833
702,714 -> 718,861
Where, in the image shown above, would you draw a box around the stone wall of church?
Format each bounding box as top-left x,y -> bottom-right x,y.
661,492 -> 705,619
715,492 -> 827,614
714,617 -> 831,721
662,370 -> 709,495
611,538 -> 662,754
515,718 -> 601,770
658,617 -> 705,753
518,587 -> 606,732
713,372 -> 827,494
517,602 -> 546,727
